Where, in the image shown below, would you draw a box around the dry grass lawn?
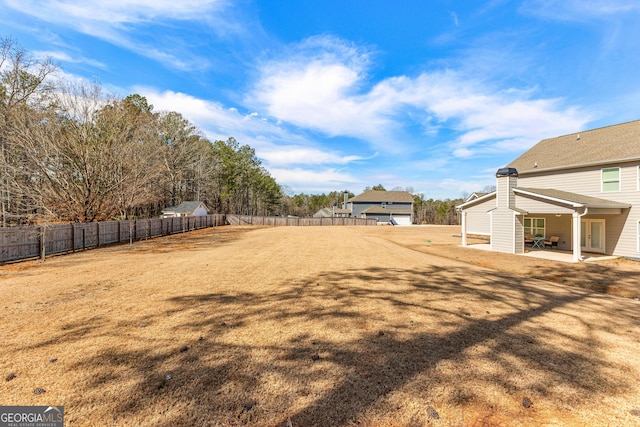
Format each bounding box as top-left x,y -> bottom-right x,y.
1,225 -> 639,426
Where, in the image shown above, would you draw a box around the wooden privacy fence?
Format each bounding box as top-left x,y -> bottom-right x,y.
227,214 -> 377,227
0,214 -> 226,264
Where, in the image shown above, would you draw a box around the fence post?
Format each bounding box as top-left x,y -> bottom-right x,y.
82,228 -> 86,251
71,223 -> 76,252
39,226 -> 45,261
96,222 -> 100,247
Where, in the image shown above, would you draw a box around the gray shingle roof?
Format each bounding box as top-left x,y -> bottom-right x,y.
162,201 -> 207,214
515,188 -> 631,208
349,190 -> 414,203
508,119 -> 640,174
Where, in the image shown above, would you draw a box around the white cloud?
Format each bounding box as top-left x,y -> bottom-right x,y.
269,167 -> 359,191
249,36 -> 589,159
261,147 -> 370,167
138,87 -> 373,170
3,0 -> 231,71
401,72 -> 589,157
248,36 -> 406,152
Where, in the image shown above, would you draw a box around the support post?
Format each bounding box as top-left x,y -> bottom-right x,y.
572,211 -> 581,262
461,212 -> 468,246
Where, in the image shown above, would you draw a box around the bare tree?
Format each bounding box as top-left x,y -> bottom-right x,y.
157,111 -> 203,207
94,96 -> 165,219
0,37 -> 56,225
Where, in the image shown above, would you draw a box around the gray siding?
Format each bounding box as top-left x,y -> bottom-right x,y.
491,209 -> 516,253
464,197 -> 494,235
514,215 -> 524,254
496,176 -> 517,209
515,194 -> 575,215
519,162 -> 640,257
352,202 -> 413,217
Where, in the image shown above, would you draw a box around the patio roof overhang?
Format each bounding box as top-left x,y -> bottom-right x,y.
513,187 -> 631,214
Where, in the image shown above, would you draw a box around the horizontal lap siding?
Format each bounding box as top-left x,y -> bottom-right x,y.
464,198 -> 494,235
520,163 -> 640,257
491,209 -> 515,253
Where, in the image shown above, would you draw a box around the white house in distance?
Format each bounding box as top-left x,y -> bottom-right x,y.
457,119 -> 639,262
161,201 -> 209,218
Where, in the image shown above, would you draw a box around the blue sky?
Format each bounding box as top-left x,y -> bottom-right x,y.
2,1 -> 640,199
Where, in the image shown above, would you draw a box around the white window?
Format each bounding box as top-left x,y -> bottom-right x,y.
524,217 -> 545,237
602,167 -> 620,192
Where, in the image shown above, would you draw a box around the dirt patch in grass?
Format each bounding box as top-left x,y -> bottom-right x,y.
1,225 -> 639,426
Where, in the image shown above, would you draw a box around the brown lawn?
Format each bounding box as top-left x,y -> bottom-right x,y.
1,225 -> 639,426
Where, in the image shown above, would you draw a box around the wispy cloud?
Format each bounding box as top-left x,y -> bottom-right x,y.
521,0 -> 640,20
4,0 -> 227,26
2,0 -> 233,71
269,167 -> 360,192
450,11 -> 460,26
260,146 -> 372,167
33,50 -> 107,69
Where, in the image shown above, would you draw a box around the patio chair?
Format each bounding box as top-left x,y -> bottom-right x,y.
525,234 -> 534,246
544,235 -> 560,249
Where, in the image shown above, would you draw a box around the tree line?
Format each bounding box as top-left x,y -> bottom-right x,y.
0,38 -> 282,226
283,185 -> 464,225
1,37 -> 470,227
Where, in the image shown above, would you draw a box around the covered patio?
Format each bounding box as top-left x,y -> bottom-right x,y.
459,186 -> 631,263
512,188 -> 630,262
464,243 -> 619,264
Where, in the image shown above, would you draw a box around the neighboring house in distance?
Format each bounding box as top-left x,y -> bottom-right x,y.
312,207 -> 351,218
347,190 -> 414,225
312,190 -> 414,224
457,119 -> 639,262
161,201 -> 209,218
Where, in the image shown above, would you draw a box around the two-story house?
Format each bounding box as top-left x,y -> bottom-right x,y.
457,120 -> 639,262
345,190 -> 414,225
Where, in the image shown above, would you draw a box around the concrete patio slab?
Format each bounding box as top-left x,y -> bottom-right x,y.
462,244 -> 617,264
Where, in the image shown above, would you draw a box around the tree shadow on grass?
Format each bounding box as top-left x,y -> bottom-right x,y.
62,264 -> 639,426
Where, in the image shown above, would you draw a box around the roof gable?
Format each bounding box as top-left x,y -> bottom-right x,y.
349,190 -> 414,203
508,119 -> 640,173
